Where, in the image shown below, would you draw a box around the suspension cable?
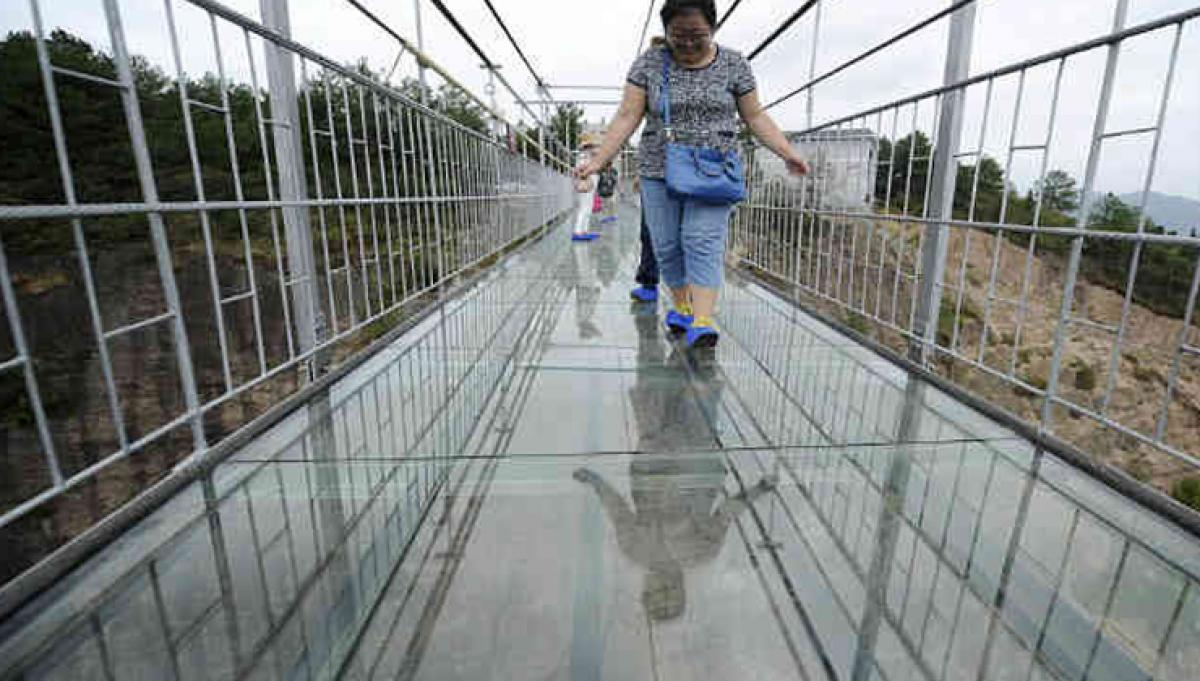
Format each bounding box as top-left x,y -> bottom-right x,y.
764,0 -> 973,110
427,0 -> 496,69
747,0 -> 819,61
340,0 -> 562,161
422,0 -> 547,124
480,0 -> 548,92
633,0 -> 657,62
716,0 -> 745,30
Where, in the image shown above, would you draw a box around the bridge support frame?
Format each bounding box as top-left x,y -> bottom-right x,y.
260,0 -> 326,377
909,0 -> 978,367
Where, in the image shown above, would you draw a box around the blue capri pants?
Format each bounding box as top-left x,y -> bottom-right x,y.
639,178 -> 733,290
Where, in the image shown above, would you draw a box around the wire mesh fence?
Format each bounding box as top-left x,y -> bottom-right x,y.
731,1 -> 1200,492
0,0 -> 574,539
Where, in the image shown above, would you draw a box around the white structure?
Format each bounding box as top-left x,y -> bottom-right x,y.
754,128 -> 878,210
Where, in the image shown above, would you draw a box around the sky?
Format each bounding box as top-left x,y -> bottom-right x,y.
2,0 -> 1198,202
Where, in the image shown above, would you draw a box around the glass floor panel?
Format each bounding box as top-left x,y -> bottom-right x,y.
1,207 -> 1198,681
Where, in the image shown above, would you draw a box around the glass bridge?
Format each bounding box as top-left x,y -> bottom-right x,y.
1,209 -> 1197,680
1,0 -> 1199,680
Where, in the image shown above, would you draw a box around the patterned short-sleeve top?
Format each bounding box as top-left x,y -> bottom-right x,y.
626,45 -> 757,179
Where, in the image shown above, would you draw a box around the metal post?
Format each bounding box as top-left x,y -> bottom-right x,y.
850,435 -> 913,681
481,63 -> 501,138
412,0 -> 448,287
539,90 -> 548,167
908,0 -> 977,365
806,0 -> 823,129
259,0 -> 324,375
1040,0 -> 1130,427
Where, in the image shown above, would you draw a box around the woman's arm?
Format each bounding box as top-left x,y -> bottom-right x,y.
737,90 -> 809,176
575,84 -> 647,178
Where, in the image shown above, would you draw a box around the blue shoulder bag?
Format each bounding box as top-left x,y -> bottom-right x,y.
660,49 -> 746,205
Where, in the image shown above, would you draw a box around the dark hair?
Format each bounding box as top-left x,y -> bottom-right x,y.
660,0 -> 717,30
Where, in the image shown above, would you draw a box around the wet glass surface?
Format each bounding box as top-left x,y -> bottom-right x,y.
1,207 -> 1199,681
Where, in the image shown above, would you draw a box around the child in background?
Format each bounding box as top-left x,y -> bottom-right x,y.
597,164 -> 618,224
572,137 -> 600,242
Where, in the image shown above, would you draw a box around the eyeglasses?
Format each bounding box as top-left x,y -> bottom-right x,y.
668,32 -> 711,45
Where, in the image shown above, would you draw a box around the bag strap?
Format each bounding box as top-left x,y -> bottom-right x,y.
660,48 -> 672,138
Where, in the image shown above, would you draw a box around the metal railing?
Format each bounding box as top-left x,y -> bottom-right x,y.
0,0 -> 575,531
732,1 -> 1200,476
717,277 -> 1200,681
0,247 -> 561,678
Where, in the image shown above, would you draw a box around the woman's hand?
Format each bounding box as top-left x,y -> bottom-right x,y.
784,153 -> 810,177
574,159 -> 602,181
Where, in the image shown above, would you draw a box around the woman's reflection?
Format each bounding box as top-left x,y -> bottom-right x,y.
573,307 -> 771,621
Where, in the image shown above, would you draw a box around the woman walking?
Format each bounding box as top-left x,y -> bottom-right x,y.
576,0 -> 808,348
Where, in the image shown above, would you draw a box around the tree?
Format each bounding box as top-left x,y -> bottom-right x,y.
1037,169 -> 1080,212
873,132 -> 931,214
1089,192 -> 1141,231
953,156 -> 1005,222
434,83 -> 487,134
548,103 -> 585,151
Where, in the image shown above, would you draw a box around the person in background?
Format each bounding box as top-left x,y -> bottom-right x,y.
630,207 -> 660,302
571,137 -> 600,242
576,0 -> 808,348
629,37 -> 668,304
597,163 -> 619,224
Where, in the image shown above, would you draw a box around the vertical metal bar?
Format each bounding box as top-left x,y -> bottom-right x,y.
210,13 -> 269,377
850,439 -> 913,681
1155,252 -> 1200,440
902,103 -> 920,218
1080,540 -> 1132,677
412,0 -> 448,288
978,68 -> 1026,365
200,475 -> 244,669
301,59 -> 342,335
1150,581 -> 1192,679
0,237 -> 62,485
322,66 -> 357,325
909,0 -> 977,365
459,130 -> 474,264
390,102 -> 418,297
441,123 -> 461,273
104,0 -> 207,451
373,92 -> 399,306
245,29 -> 297,359
806,0 -> 823,129
791,146 -> 808,296
1009,59 -> 1066,377
163,0 -> 234,392
473,135 -> 487,262
259,0 -> 324,372
442,120 -> 463,275
950,79 -> 994,352
271,461 -> 314,667
1101,23 -> 1183,414
239,485 -> 277,629
1041,0 -> 1130,426
28,0 -> 129,455
469,132 -> 483,263
883,106 -> 900,214
403,106 -> 428,291
340,82 -> 373,318
358,87 -> 386,309
909,94 -> 943,337
147,562 -> 184,681
384,97 -> 410,302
